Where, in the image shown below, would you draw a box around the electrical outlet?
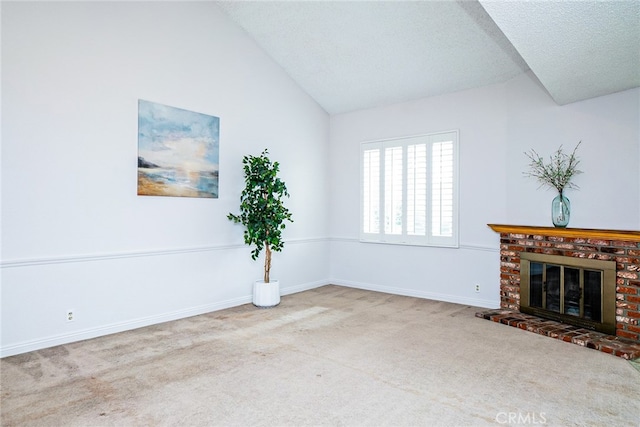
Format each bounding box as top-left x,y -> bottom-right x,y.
475,284 -> 480,293
66,310 -> 75,322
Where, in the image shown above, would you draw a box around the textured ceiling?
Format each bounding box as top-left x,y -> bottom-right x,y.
216,0 -> 640,115
480,0 -> 640,105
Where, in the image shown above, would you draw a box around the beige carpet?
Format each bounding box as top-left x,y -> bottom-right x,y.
1,285 -> 639,426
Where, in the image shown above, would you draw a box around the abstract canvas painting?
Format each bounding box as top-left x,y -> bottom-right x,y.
137,100 -> 220,198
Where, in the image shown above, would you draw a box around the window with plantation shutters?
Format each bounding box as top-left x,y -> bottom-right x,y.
360,131 -> 458,247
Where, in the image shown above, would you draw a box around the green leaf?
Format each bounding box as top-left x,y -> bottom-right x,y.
227,149 -> 293,278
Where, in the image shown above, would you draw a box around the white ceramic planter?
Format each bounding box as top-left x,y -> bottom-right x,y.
253,280 -> 280,308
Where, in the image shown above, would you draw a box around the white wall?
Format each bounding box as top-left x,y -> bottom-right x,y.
1,2 -> 330,356
328,72 -> 639,308
506,73 -> 640,229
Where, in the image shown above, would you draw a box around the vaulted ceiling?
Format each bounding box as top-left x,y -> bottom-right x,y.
216,0 -> 640,115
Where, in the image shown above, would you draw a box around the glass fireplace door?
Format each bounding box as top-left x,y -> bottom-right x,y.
583,269 -> 603,322
527,262 -> 600,320
545,264 -> 561,313
520,252 -> 615,334
563,267 -> 581,317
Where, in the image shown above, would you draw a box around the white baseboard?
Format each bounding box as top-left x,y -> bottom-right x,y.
281,279 -> 330,296
330,279 -> 500,309
1,280 -> 329,358
1,279 -> 494,358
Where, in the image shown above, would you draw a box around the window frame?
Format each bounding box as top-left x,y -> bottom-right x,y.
359,130 -> 459,248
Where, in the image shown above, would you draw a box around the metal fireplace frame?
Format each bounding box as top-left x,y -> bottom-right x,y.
520,252 -> 617,335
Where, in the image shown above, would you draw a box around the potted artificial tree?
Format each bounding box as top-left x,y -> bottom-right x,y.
228,149 -> 293,307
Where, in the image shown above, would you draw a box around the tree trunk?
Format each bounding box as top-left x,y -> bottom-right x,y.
264,244 -> 271,283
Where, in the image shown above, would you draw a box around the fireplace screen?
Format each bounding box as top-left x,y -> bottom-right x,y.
520,253 -> 616,334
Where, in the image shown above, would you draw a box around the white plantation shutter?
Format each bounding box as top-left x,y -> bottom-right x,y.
431,140 -> 454,237
360,131 -> 458,247
407,143 -> 427,236
384,146 -> 403,235
362,149 -> 380,234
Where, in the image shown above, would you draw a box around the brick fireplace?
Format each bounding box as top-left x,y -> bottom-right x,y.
479,224 -> 640,359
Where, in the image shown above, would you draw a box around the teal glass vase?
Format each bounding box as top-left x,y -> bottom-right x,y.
551,193 -> 570,227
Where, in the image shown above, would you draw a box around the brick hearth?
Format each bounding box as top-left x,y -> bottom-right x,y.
479,224 -> 640,359
476,310 -> 640,360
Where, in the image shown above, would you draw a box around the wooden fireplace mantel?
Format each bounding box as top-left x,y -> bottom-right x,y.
488,224 -> 640,241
